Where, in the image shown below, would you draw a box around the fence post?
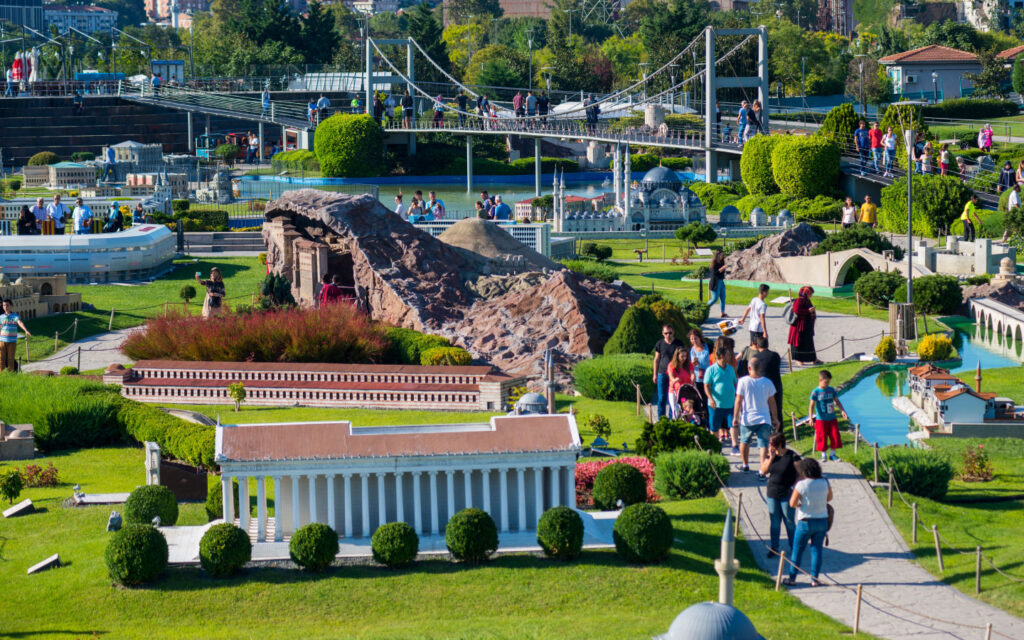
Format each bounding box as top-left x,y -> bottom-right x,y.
854,424 -> 860,454
25,340 -> 29,363
54,331 -> 59,352
986,623 -> 993,640
912,503 -> 918,543
841,336 -> 845,359
873,443 -> 879,483
853,584 -> 863,634
888,468 -> 894,508
791,411 -> 797,441
933,525 -> 944,572
856,292 -> 861,316
636,385 -> 641,416
976,546 -> 982,594
734,493 -> 743,538
72,318 -> 78,343
775,552 -> 786,591
77,347 -> 81,372
109,308 -> 115,331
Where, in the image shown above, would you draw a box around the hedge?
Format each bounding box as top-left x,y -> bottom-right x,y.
271,149 -> 320,172
603,305 -> 661,356
574,354 -> 655,401
508,157 -> 580,173
118,399 -> 217,469
854,447 -> 953,500
922,98 -> 1018,120
735,194 -> 844,222
560,259 -> 619,282
174,209 -> 229,231
654,450 -> 730,499
893,275 -> 963,315
740,135 -> 781,195
420,346 -> 472,366
771,136 -> 840,198
315,113 -> 385,177
385,327 -> 451,365
811,223 -> 904,260
687,181 -> 744,209
879,174 -> 972,237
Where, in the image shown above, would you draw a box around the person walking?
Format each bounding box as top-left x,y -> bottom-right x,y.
939,143 -> 951,177
961,193 -> 980,243
261,88 -> 271,117
882,126 -> 896,177
760,432 -> 799,559
102,144 -> 117,182
999,161 -> 1015,192
747,100 -> 763,138
787,286 -> 819,366
733,357 -> 780,474
749,335 -> 783,428
492,195 -> 512,220
859,195 -> 877,228
513,91 -> 523,120
432,94 -> 445,127
868,122 -> 883,174
736,101 -> 749,145
783,458 -> 833,587
809,369 -> 848,462
0,298 -> 32,372
653,324 -> 685,420
707,249 -> 727,318
666,347 -> 692,419
316,93 -> 331,121
526,91 -> 537,118
72,197 -> 93,235
401,90 -> 413,128
738,283 -> 769,345
689,328 -> 711,407
704,340 -> 739,451
456,91 -> 468,127
841,197 -> 857,229
196,267 -> 226,319
854,120 -> 870,176
537,91 -> 550,123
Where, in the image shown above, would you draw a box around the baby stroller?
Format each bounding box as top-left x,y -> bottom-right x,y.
676,382 -> 708,427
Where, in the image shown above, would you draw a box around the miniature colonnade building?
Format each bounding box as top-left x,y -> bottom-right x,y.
215,415 -> 581,541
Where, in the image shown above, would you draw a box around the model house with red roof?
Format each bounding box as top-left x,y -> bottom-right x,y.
879,45 -> 982,100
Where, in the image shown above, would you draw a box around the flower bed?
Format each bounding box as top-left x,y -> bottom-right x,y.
575,457 -> 658,508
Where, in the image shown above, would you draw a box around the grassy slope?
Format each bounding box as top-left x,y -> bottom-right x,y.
0,448 -> 876,640
954,365 -> 1024,403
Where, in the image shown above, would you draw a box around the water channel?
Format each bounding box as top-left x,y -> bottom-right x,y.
845,324 -> 1019,446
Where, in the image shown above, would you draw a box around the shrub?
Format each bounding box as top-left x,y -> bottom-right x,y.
118,400 -> 216,469
812,223 -> 904,260
917,334 -> 954,362
507,157 -> 580,173
875,336 -> 897,362
592,463 -> 648,510
21,462 -> 59,487
560,259 -> 619,282
771,136 -> 840,198
959,443 -> 993,482
59,366 -> 79,375
966,273 -> 992,286
385,327 -> 450,365
576,457 -> 658,507
205,477 -> 240,521
654,450 -> 729,499
536,506 -> 584,560
71,151 -> 96,162
371,521 -> 419,568
603,305 -> 661,355
27,151 -> 59,166
892,275 -> 962,315
740,135 -> 781,195
0,375 -> 122,451
688,182 -> 742,209
573,354 -> 655,402
879,174 -> 972,237
214,144 -> 241,163
420,346 -> 472,366
583,414 -> 612,440
315,114 -> 385,177
289,523 -> 339,572
171,199 -> 191,214
818,103 -> 860,144
124,485 -> 179,526
613,503 -> 673,564
105,525 -> 169,586
855,448 -> 953,500
0,468 -> 23,504
854,270 -> 905,307
271,149 -> 320,172
629,153 -> 662,171
635,417 -> 723,459
635,294 -> 693,338
445,508 -> 498,563
199,523 -> 252,578
580,242 -> 613,261
179,285 -> 197,304
922,98 -> 1018,120
661,157 -> 693,170
675,299 -> 709,326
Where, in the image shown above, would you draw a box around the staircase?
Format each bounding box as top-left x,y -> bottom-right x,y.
184,231 -> 265,254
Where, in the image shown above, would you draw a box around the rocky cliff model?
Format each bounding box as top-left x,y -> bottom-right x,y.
263,190 -> 637,384
723,222 -> 825,283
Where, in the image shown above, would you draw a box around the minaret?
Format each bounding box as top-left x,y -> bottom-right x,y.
975,361 -> 982,393
715,508 -> 740,607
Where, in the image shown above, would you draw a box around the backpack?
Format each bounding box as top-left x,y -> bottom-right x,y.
782,300 -> 798,326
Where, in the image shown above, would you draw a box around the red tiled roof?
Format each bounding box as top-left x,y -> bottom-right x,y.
909,363 -> 947,376
218,415 -> 580,461
133,360 -> 500,377
879,45 -> 979,64
920,371 -> 959,381
997,45 -> 1024,60
935,388 -> 996,402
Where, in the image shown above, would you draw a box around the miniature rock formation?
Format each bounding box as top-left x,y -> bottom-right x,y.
723,222 -> 825,283
263,190 -> 638,384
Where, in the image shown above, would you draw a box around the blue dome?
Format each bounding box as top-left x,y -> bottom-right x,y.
641,166 -> 683,191
658,602 -> 764,640
720,205 -> 741,217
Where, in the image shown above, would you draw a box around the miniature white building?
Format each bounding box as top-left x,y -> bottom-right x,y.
215,415 -> 581,541
909,237 -> 1016,277
908,363 -> 961,406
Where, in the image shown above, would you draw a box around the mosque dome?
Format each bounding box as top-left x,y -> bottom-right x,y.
657,602 -> 765,640
641,166 -> 683,191
514,392 -> 548,414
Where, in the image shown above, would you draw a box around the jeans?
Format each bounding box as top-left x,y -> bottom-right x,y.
789,517 -> 829,580
101,164 -> 116,181
858,149 -> 869,173
870,148 -> 881,173
708,280 -> 726,313
766,497 -> 795,554
656,373 -> 671,419
962,219 -> 976,243
884,148 -> 894,174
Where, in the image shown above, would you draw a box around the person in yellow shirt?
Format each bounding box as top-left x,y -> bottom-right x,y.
961,194 -> 980,243
859,195 -> 877,228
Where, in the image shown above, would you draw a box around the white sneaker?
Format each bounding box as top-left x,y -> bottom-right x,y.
820,453 -> 827,462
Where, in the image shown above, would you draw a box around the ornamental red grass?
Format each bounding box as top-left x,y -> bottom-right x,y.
121,304 -> 390,363
575,457 -> 659,508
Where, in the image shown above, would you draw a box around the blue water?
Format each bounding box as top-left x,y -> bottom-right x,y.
842,327 -> 1019,446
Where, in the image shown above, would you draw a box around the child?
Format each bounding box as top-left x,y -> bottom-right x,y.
738,284 -> 769,345
666,348 -> 691,419
680,398 -> 700,426
808,369 -> 849,462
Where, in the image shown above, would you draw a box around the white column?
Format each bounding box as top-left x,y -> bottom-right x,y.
238,476 -> 249,532
517,468 -> 527,532
272,476 -> 282,542
256,476 -> 266,542
463,469 -> 473,510
499,468 -> 510,532
343,473 -> 353,538
482,469 -> 491,515
326,474 -> 336,531
533,467 -> 544,525
413,472 -> 423,534
360,473 -> 370,537
308,474 -> 318,524
445,470 -> 455,525
222,476 -> 234,523
552,466 -> 561,508
292,474 -> 301,533
377,473 -> 387,529
429,470 -> 439,535
396,472 -> 405,523
565,465 -> 575,506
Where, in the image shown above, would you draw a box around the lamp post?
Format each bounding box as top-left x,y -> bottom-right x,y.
801,56 -> 805,98
542,66 -> 553,92
931,71 -> 939,104
528,37 -> 533,92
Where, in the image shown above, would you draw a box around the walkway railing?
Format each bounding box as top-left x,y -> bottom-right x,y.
118,81 -> 311,129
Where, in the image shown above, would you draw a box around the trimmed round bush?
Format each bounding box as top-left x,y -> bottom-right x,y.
371,521 -> 419,568
419,346 -> 472,366
854,270 -> 905,307
875,336 -> 897,362
879,174 -> 972,237
124,485 -> 179,526
199,523 -> 252,578
289,523 -> 339,572
917,334 -> 954,362
613,503 -> 674,564
28,151 -> 60,166
603,304 -> 661,356
893,275 -> 962,315
314,113 -> 384,177
445,508 -> 499,563
771,136 -> 840,198
855,448 -> 953,500
573,354 -> 655,402
536,506 -> 584,561
654,450 -> 730,499
636,293 -> 693,338
59,366 -> 79,376
105,524 -> 169,586
818,103 -> 859,145
592,462 -> 648,510
740,134 -> 781,195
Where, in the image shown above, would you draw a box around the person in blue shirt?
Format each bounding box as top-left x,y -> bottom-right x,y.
479,190 -> 495,217
102,145 -> 117,182
261,89 -> 271,117
426,191 -> 446,218
854,120 -> 871,177
492,195 -> 512,220
736,101 -> 749,145
808,369 -> 849,462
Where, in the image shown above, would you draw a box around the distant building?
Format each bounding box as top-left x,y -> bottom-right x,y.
879,45 -> 981,100
0,274 -> 82,319
44,5 -> 118,33
0,0 -> 43,32
145,0 -> 208,20
351,0 -> 397,14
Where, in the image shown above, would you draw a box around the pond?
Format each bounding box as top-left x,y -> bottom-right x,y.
844,325 -> 1019,447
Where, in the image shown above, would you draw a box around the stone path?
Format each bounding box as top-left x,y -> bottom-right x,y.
22,328 -> 134,374
725,455 -> 1024,640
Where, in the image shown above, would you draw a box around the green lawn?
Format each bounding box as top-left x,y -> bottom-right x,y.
17,256 -> 265,364
954,365 -> 1024,404
0,447 -> 876,640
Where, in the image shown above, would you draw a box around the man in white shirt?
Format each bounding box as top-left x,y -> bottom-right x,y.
1009,184 -> 1021,213
72,197 -> 93,234
738,283 -> 769,345
393,194 -> 406,219
733,357 -> 780,473
31,197 -> 47,233
46,194 -> 69,234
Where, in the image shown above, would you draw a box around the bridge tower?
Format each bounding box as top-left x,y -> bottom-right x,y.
365,37 -> 417,155
704,26 -> 769,184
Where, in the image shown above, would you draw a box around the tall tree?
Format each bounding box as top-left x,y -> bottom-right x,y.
408,2 -> 450,83
966,51 -> 1008,98
302,1 -> 339,65
545,0 -> 588,90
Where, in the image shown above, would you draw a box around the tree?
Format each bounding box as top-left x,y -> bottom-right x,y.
545,0 -> 588,91
228,382 -> 246,412
600,34 -> 648,90
445,0 -> 502,21
584,414 -> 612,441
921,20 -> 983,53
179,285 -> 197,310
407,2 -> 450,83
674,222 -> 717,254
0,469 -> 23,505
1013,56 -> 1024,96
96,0 -> 146,29
966,51 -> 1008,99
302,1 -> 339,65
464,44 -> 528,86
477,58 -> 522,88
442,22 -> 485,76
844,57 -> 891,108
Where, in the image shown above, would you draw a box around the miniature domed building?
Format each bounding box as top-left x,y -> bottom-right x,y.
749,207 -> 768,227
719,205 -> 743,227
513,392 -> 548,415
656,602 -> 765,640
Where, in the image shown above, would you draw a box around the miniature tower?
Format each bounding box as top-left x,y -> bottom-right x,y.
976,361 -> 982,393
715,508 -> 740,606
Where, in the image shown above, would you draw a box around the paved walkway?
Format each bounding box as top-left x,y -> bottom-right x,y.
726,455 -> 1024,640
22,328 -> 134,373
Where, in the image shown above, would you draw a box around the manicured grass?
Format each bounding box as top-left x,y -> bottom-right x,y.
870,438 -> 1024,619
0,447 -> 875,639
17,256 -> 265,363
954,365 -> 1024,404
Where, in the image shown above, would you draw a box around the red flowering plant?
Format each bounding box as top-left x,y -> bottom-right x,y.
575,457 -> 659,508
959,444 -> 993,482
